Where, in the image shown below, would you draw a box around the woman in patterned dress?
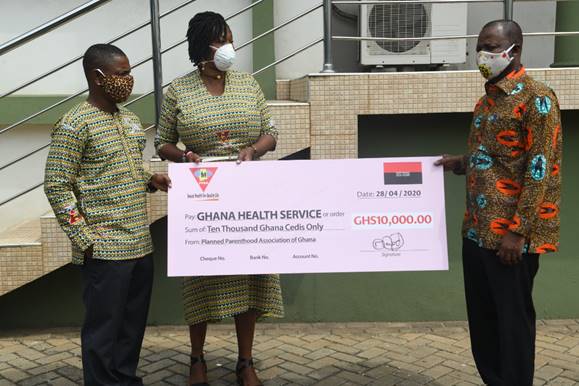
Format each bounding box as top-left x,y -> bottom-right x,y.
155,12 -> 284,386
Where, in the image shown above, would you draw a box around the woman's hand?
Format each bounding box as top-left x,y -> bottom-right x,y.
184,150 -> 202,163
237,146 -> 256,163
158,144 -> 202,163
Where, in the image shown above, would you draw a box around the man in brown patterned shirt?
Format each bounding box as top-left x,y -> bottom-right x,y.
436,20 -> 562,386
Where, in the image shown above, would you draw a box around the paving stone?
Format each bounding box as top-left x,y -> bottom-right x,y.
535,364 -> 564,381
1,368 -> 29,382
48,377 -> 78,386
18,371 -> 59,386
0,321 -> 578,385
55,365 -> 83,383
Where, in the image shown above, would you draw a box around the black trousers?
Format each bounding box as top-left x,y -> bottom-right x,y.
462,239 -> 539,386
81,254 -> 153,386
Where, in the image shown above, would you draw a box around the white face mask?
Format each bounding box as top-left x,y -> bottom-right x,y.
209,43 -> 236,72
476,44 -> 515,80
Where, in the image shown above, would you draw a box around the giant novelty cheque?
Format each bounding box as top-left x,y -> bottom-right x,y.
167,157 -> 448,276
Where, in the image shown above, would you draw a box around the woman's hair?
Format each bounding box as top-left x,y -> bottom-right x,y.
186,11 -> 229,66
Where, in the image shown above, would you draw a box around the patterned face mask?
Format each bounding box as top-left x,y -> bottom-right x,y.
476,44 -> 515,80
96,69 -> 134,103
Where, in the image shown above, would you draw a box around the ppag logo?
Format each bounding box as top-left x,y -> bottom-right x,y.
190,167 -> 217,192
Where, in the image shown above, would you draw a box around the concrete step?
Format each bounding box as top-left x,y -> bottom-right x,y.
0,98 -> 313,296
0,214 -> 72,296
0,219 -> 43,296
0,218 -> 41,247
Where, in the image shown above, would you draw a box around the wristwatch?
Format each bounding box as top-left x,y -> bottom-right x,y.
181,151 -> 192,163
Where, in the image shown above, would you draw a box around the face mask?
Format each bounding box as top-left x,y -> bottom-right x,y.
476,44 -> 515,80
96,69 -> 134,103
209,43 -> 236,72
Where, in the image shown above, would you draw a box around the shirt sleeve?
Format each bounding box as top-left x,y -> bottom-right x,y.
251,76 -> 278,142
129,113 -> 155,190
143,167 -> 156,193
44,119 -> 99,251
509,91 -> 561,237
454,154 -> 468,175
154,83 -> 180,154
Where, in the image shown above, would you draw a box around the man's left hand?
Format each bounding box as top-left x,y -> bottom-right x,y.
497,231 -> 526,265
149,173 -> 172,192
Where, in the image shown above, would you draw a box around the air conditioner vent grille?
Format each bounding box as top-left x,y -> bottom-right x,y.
368,3 -> 429,53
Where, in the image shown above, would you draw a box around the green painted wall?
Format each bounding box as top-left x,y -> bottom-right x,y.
251,0 -> 276,100
0,95 -> 157,126
553,2 -> 579,67
0,2 -> 276,127
357,113 -> 579,321
0,111 -> 577,329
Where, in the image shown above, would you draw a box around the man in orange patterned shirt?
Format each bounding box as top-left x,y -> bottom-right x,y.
436,20 -> 562,386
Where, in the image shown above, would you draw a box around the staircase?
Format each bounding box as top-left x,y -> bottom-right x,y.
0,0 -> 322,296
0,95 -> 310,296
4,0 -> 579,297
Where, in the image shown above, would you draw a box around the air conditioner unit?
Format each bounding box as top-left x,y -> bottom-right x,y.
360,1 -> 467,66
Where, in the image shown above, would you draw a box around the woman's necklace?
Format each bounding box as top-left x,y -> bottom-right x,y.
201,69 -> 224,80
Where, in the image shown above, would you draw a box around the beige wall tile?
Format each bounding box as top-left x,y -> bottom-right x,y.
276,80 -> 290,100
40,217 -> 71,274
0,245 -> 43,295
311,134 -> 357,160
289,76 -> 309,102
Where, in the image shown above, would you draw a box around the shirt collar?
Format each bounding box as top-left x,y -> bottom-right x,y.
84,100 -> 123,117
485,67 -> 526,96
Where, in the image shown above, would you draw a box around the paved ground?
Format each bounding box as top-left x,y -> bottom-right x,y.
1,320 -> 579,385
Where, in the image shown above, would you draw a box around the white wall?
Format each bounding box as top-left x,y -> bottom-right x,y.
274,0 -> 324,80
0,0 -> 560,233
462,2 -> 556,71
0,0 -> 253,232
274,1 -> 556,78
0,0 -> 253,95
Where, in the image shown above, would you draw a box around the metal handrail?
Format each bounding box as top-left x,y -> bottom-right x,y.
0,0 -> 263,139
128,4 -> 323,106
254,38 -> 324,76
333,0 -> 568,2
322,0 -> 334,73
236,3 -> 323,51
0,0 -> 201,100
0,0 -> 318,171
7,20 -> 570,175
148,0 -> 265,64
334,0 -> 500,3
333,31 -> 579,42
321,0 -> 512,70
0,49 -> 158,137
0,0 -> 111,56
0,105 -> 155,173
114,4 -> 322,110
150,0 -> 163,126
322,0 -> 574,70
0,123 -> 157,208
0,0 -> 281,180
0,31 -> 325,206
0,183 -> 44,208
0,144 -> 51,174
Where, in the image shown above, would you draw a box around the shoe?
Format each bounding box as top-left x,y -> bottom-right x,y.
236,357 -> 263,386
188,354 -> 209,386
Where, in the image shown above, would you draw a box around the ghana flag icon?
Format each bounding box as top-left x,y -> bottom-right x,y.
383,162 -> 423,185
